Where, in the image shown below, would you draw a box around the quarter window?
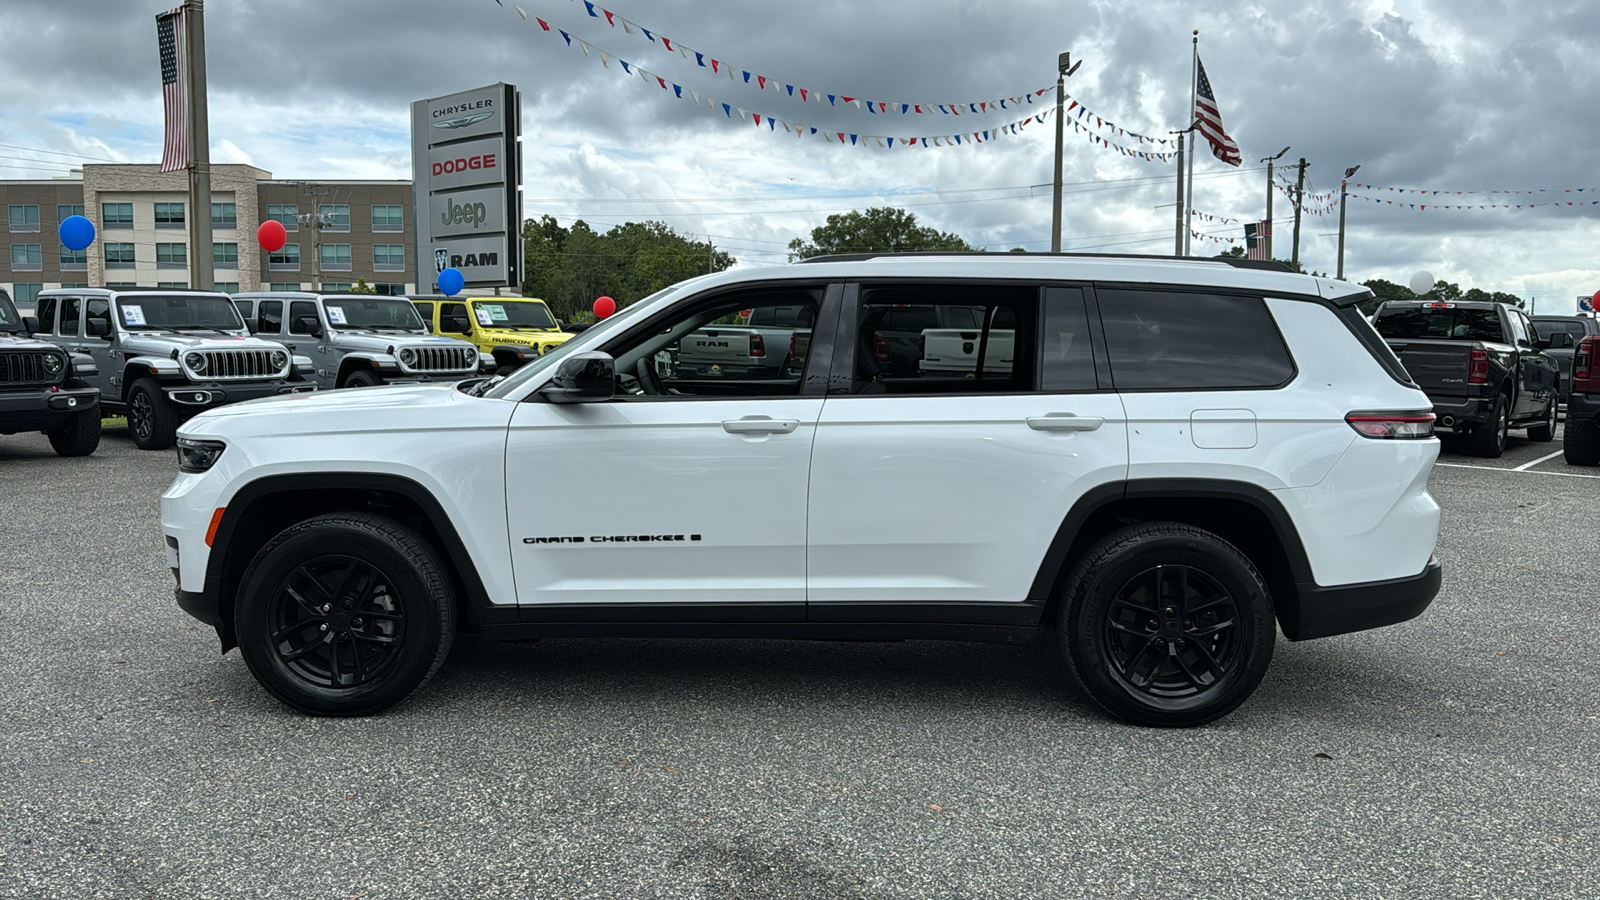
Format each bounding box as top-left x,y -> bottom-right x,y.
1098,289 -> 1295,390
1041,287 -> 1099,392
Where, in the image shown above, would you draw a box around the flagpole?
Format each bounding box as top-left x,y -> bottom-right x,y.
1173,132 -> 1186,255
1183,30 -> 1198,256
185,0 -> 214,291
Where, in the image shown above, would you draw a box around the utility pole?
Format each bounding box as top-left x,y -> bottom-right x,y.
1337,164 -> 1360,280
1290,157 -> 1308,271
1260,146 -> 1289,260
1173,132 -> 1187,255
185,0 -> 214,290
707,235 -> 714,274
1050,51 -> 1083,253
299,184 -> 332,291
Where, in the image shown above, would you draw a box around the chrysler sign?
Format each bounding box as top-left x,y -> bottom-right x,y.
410,83 -> 522,289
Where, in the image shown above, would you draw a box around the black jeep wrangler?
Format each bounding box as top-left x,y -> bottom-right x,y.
0,289 -> 101,456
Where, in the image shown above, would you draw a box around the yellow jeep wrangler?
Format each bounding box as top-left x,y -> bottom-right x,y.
411,296 -> 574,373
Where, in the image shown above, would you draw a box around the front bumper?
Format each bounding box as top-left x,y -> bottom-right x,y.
1279,558 -> 1442,641
162,381 -> 315,409
0,383 -> 100,432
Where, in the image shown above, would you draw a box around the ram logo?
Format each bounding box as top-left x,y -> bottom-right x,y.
696,340 -> 729,348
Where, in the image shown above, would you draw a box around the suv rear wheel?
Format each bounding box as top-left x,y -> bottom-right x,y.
1059,523 -> 1276,728
235,513 -> 456,716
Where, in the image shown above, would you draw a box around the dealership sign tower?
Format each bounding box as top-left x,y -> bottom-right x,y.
410,83 -> 523,292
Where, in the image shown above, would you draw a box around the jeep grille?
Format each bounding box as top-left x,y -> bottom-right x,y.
407,346 -> 473,373
0,350 -> 63,386
192,349 -> 287,381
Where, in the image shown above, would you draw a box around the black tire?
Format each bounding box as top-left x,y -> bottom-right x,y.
1527,394 -> 1557,443
1564,413 -> 1600,466
341,369 -> 382,388
47,406 -> 101,457
234,513 -> 456,716
1469,393 -> 1509,458
1059,523 -> 1276,728
127,377 -> 178,451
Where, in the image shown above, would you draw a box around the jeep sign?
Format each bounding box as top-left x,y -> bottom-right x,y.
411,84 -> 523,289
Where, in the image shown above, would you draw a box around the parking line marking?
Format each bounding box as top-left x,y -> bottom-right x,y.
1436,462 -> 1600,479
1513,450 -> 1566,471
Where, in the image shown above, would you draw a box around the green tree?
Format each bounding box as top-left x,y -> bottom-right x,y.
349,277 -> 376,294
520,216 -> 733,321
787,207 -> 974,261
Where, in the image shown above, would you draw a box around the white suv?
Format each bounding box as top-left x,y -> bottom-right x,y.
161,254 -> 1442,727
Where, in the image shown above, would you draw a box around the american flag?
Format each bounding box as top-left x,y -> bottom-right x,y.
1244,220 -> 1271,260
157,6 -> 188,173
1193,56 -> 1241,167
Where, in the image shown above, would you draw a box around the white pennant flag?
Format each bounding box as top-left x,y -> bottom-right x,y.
622,19 -> 636,34
638,67 -> 652,83
577,39 -> 591,57
781,121 -> 792,133
874,137 -> 885,148
736,107 -> 747,122
599,50 -> 610,67
514,5 -> 528,20
851,99 -> 862,109
690,90 -> 701,105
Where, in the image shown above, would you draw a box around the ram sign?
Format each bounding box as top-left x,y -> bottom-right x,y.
410,83 -> 523,290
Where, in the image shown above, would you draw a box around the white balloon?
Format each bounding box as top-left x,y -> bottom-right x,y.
1408,271 -> 1436,295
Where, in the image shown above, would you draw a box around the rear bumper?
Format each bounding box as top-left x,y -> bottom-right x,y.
1280,559 -> 1442,641
1568,391 -> 1600,424
1428,395 -> 1493,428
0,384 -> 100,432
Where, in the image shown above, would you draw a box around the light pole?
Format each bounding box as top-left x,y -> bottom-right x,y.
1260,146 -> 1289,260
1337,164 -> 1360,280
1050,51 -> 1083,253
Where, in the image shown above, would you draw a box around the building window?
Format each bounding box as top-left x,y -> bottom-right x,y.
321,282 -> 352,292
212,201 -> 237,229
374,283 -> 408,296
371,205 -> 404,232
8,204 -> 41,232
319,243 -> 352,271
59,244 -> 88,269
269,282 -> 300,292
102,202 -> 134,228
157,282 -> 188,288
373,244 -> 405,272
9,243 -> 43,271
105,282 -> 138,288
59,282 -> 89,289
268,243 -> 300,271
57,204 -> 85,221
267,204 -> 299,232
105,242 -> 136,267
213,242 -> 239,267
156,242 -> 188,267
12,283 -> 42,307
215,281 -> 240,293
318,204 -> 350,231
154,202 -> 185,228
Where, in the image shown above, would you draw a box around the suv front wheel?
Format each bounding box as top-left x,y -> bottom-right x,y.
235,513 -> 456,716
1059,523 -> 1276,728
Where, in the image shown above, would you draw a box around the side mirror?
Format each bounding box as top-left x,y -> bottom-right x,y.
22,315 -> 39,335
293,316 -> 324,338
539,351 -> 615,404
85,318 -> 111,338
445,315 -> 472,334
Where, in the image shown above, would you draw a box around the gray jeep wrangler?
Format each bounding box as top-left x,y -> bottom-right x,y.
32,288 -> 315,451
0,289 -> 101,456
231,292 -> 483,389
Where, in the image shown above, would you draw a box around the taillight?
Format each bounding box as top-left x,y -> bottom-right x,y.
1346,411 -> 1436,439
1468,349 -> 1490,384
1575,337 -> 1594,382
874,334 -> 890,363
749,333 -> 765,358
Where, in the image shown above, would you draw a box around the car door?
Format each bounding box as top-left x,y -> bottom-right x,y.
283,300 -> 328,385
81,297 -> 117,392
805,283 -> 1128,619
1513,309 -> 1556,409
437,301 -> 472,344
504,283 -> 837,616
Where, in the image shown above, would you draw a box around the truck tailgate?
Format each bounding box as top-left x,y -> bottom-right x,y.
920,328 -> 1015,373
1383,339 -> 1474,394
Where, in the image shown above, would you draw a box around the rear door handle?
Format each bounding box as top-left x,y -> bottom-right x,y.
1027,413 -> 1105,432
722,416 -> 799,435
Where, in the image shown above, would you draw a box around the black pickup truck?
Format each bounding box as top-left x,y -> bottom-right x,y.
1371,300 -> 1560,458
1530,315 -> 1600,403
1563,334 -> 1599,465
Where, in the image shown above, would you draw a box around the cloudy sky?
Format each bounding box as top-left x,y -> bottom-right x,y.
3,0 -> 1596,311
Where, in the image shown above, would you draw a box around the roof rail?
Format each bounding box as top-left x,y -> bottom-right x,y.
105,286 -> 230,294
794,250 -> 1293,272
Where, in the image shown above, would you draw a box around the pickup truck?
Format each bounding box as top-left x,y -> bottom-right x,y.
675,303 -> 813,379
1530,315 -> 1599,403
1372,300 -> 1560,457
1563,334 -> 1599,465
919,306 -> 1018,374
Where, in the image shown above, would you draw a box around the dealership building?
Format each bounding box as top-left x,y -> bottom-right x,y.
1,164 -> 418,310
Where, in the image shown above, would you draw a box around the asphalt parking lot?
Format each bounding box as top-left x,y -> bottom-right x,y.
2,423 -> 1596,899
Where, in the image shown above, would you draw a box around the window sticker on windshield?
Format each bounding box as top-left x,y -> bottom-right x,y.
484,304 -> 509,322
121,304 -> 147,326
475,308 -> 495,326
326,306 -> 348,325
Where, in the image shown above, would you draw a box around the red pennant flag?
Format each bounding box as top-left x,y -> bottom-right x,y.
879,102 -> 887,112
800,88 -> 809,101
711,59 -> 721,72
837,133 -> 846,142
753,114 -> 762,125
661,37 -> 673,50
657,76 -> 667,89
842,96 -> 854,103
980,102 -> 987,112
536,17 -> 550,30
758,75 -> 767,90
909,138 -> 918,145
914,105 -> 922,113
1068,100 -> 1078,111
603,8 -> 615,25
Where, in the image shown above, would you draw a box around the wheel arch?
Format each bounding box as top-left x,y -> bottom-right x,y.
204,473 -> 501,651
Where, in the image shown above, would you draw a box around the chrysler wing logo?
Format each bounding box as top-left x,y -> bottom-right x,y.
432,111 -> 494,130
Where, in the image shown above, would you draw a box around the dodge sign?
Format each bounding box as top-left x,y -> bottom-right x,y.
410,83 -> 523,290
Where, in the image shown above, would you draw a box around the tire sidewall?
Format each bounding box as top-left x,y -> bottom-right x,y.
128,378 -> 176,450
343,370 -> 380,388
236,521 -> 447,715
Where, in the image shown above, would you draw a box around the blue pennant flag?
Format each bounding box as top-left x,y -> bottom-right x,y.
849,134 -> 858,145
673,84 -> 682,98
619,60 -> 631,74
642,28 -> 654,42
786,85 -> 794,96
695,52 -> 706,67
999,99 -> 1007,108
887,137 -> 894,147
584,1 -> 598,16
828,95 -> 837,106
809,127 -> 818,135
769,118 -> 776,130
722,103 -> 732,117
559,30 -> 572,46
954,135 -> 961,144
901,104 -> 909,114
867,104 -> 876,115
743,71 -> 752,83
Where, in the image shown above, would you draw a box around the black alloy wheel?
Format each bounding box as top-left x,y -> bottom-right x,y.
1101,565 -> 1243,701
268,556 -> 407,690
127,377 -> 177,451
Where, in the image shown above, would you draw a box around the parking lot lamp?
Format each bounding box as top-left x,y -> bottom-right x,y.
1051,51 -> 1083,253
1337,164 -> 1360,280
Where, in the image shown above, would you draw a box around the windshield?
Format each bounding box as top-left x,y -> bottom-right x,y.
117,294 -> 244,331
483,283 -> 685,399
0,293 -> 20,331
1374,306 -> 1503,343
324,297 -> 425,331
472,300 -> 558,329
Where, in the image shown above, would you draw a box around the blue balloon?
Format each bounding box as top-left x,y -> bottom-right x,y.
438,267 -> 464,296
59,215 -> 96,252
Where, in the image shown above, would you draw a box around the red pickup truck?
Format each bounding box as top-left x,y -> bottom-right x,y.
1564,334 -> 1599,465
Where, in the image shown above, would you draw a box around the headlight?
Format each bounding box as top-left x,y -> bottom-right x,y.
185,352 -> 207,373
270,350 -> 288,371
42,353 -> 64,374
463,348 -> 477,365
176,437 -> 226,473
399,348 -> 417,367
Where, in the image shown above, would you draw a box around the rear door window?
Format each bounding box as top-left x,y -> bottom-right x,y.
1097,289 -> 1295,390
58,297 -> 81,337
1041,287 -> 1099,392
289,301 -> 318,334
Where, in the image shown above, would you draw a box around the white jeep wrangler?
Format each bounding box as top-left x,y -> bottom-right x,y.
162,253 -> 1441,727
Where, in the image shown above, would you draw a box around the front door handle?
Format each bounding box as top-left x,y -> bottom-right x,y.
722,416 -> 799,435
1027,413 -> 1105,432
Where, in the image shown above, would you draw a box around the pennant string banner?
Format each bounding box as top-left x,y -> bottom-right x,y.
1347,192 -> 1600,211
504,0 -> 1055,116
1351,181 -> 1598,197
1062,93 -> 1175,148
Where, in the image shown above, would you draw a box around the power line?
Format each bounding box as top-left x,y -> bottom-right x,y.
0,142 -> 127,163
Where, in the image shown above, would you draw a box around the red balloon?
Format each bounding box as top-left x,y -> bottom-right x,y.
593,296 -> 617,319
257,219 -> 287,253
1591,288 -> 1600,306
